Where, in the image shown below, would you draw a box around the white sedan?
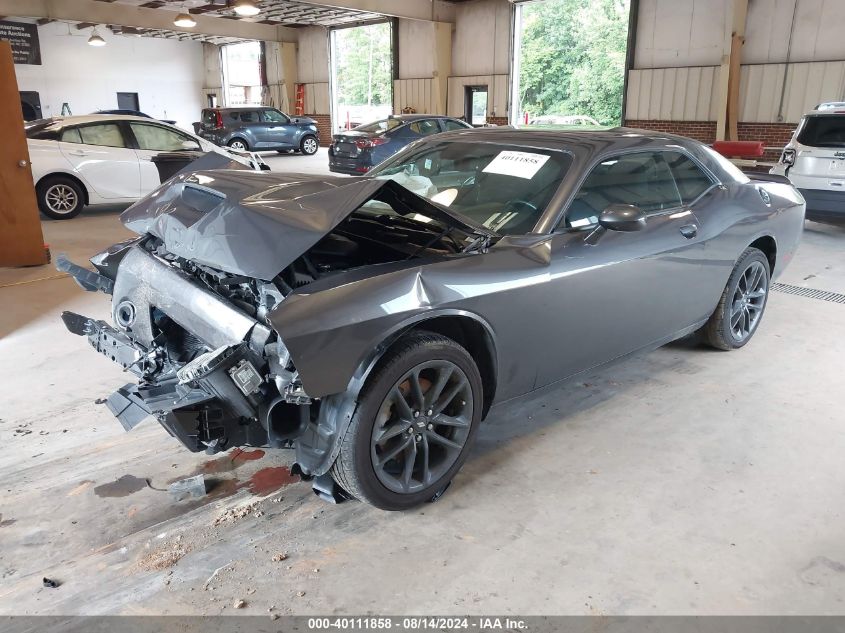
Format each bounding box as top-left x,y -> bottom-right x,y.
26,115 -> 265,220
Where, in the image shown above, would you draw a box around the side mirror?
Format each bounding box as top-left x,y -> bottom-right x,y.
291,117 -> 299,124
181,140 -> 201,151
598,204 -> 646,232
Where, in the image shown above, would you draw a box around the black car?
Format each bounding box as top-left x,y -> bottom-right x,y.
94,109 -> 177,125
195,107 -> 320,155
59,128 -> 804,510
329,114 -> 471,175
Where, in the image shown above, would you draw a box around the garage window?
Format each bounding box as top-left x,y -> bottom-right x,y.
75,124 -> 127,148
130,123 -> 193,151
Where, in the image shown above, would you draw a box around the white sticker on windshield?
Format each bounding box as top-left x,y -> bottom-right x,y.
482,151 -> 550,179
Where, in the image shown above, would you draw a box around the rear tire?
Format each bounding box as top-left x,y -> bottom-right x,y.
300,135 -> 319,155
331,332 -> 483,510
700,247 -> 770,350
37,176 -> 85,220
227,138 -> 249,151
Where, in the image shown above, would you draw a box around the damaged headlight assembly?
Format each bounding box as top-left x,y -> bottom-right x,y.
59,238 -> 315,458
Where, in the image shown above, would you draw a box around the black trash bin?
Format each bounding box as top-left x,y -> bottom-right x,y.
150,150 -> 207,183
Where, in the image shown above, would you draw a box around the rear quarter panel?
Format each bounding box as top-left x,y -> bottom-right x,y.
693,180 -> 804,306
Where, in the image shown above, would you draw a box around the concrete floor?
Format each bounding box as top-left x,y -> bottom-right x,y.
2,149 -> 845,615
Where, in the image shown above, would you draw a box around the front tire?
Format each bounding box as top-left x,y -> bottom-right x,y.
331,332 -> 483,510
37,176 -> 85,220
300,135 -> 319,155
701,247 -> 770,350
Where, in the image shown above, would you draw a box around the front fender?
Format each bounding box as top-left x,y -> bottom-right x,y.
267,258 -> 496,398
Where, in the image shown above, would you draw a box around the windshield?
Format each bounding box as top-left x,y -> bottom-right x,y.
368,140 -> 572,235
355,118 -> 403,134
797,115 -> 845,148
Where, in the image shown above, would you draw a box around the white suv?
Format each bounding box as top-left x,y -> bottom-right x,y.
771,103 -> 845,222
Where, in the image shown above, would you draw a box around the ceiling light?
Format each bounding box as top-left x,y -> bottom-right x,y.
88,28 -> 106,46
174,12 -> 197,27
233,0 -> 261,17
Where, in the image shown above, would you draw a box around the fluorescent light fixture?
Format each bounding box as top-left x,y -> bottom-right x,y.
233,0 -> 261,17
88,28 -> 106,46
174,12 -> 197,28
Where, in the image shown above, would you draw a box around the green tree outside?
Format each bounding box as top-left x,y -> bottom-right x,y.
334,22 -> 393,107
519,0 -> 630,125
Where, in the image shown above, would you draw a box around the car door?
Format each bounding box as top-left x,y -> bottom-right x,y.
258,108 -> 295,148
58,122 -> 140,199
534,150 -> 712,388
127,122 -> 202,193
377,119 -> 442,162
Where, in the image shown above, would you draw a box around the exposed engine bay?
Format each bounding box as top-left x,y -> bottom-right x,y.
57,176 -> 492,483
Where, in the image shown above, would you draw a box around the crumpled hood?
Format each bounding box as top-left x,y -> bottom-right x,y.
120,170 -> 493,281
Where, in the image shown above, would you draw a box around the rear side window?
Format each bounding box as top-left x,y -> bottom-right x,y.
76,124 -> 127,148
130,123 -> 192,151
60,128 -> 83,144
230,110 -> 258,123
797,115 -> 845,147
408,119 -> 441,136
664,151 -> 713,204
443,120 -> 469,132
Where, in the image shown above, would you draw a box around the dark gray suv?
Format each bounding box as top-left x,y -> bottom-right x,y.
195,107 -> 320,154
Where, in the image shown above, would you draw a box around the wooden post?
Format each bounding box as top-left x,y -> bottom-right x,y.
0,40 -> 48,268
721,0 -> 748,141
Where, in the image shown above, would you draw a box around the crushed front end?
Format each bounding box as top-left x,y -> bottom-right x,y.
59,237 -> 313,454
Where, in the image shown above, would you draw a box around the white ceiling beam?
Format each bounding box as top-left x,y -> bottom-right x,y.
0,0 -> 299,41
290,0 -> 456,23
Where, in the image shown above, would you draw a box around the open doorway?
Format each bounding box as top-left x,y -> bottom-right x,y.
221,41 -> 262,106
330,21 -> 393,132
464,86 -> 488,126
511,0 -> 630,127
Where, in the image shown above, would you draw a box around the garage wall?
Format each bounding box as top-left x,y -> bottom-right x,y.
626,0 -> 845,151
447,0 -> 512,123
13,21 -> 204,130
394,19 -> 436,114
296,26 -> 331,142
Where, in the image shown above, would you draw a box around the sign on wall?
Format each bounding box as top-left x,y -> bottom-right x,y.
0,20 -> 42,65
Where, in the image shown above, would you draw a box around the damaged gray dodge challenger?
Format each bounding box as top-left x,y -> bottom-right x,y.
59,128 -> 805,510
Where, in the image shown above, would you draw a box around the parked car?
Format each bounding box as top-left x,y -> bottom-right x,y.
26,115 -> 266,220
771,102 -> 845,223
94,109 -> 177,125
528,114 -> 601,126
195,107 -> 320,155
59,128 -> 804,510
328,115 -> 471,175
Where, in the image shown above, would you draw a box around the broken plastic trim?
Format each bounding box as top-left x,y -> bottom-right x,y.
56,253 -> 114,294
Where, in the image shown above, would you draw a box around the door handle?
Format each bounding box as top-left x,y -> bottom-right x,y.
68,150 -> 88,156
679,224 -> 698,239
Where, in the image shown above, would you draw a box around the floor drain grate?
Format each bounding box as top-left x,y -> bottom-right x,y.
772,282 -> 845,304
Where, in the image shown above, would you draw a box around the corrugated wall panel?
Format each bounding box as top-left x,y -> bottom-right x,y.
303,82 -> 329,113
627,66 -> 720,120
628,62 -> 845,123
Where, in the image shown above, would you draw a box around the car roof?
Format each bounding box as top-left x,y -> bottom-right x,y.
32,114 -> 169,126
209,106 -> 274,111
429,126 -> 704,151
387,114 -> 458,121
806,107 -> 845,115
